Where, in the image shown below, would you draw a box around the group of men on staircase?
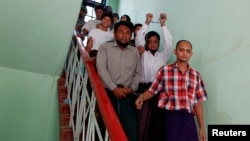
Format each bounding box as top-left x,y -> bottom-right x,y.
74,4 -> 208,141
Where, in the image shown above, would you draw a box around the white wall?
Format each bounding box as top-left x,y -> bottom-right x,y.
0,0 -> 82,76
119,0 -> 250,126
0,66 -> 59,141
0,0 -> 83,140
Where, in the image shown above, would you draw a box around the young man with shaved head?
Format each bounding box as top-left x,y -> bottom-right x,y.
135,40 -> 208,141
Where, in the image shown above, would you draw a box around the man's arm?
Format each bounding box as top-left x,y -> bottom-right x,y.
135,90 -> 154,109
159,13 -> 173,61
135,13 -> 152,48
194,102 -> 207,141
96,44 -> 117,91
86,37 -> 93,54
82,28 -> 89,37
79,20 -> 93,39
130,51 -> 142,92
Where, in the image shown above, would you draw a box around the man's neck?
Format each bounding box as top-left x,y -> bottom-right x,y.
176,61 -> 188,74
101,26 -> 109,31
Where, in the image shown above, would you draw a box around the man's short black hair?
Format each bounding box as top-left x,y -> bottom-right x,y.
114,21 -> 134,33
121,14 -> 131,22
95,5 -> 105,11
81,6 -> 87,14
145,31 -> 160,42
113,13 -> 119,20
104,5 -> 113,13
145,31 -> 160,50
134,23 -> 142,30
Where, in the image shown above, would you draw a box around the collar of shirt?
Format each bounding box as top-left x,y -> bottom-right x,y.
173,62 -> 192,72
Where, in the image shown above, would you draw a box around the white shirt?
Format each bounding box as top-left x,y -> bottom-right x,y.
135,24 -> 173,83
81,20 -> 101,33
88,28 -> 114,50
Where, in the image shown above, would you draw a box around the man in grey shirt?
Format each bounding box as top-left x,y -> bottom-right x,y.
96,21 -> 142,141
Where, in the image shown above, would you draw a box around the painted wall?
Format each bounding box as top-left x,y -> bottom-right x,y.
107,0 -> 119,13
119,0 -> 250,128
0,0 -> 82,141
0,0 -> 82,76
1,0 -> 249,140
0,67 -> 59,141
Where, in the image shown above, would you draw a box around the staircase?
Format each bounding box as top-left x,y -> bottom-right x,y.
57,74 -> 74,141
57,34 -> 129,141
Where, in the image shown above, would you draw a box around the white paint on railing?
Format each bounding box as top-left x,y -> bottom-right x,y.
64,36 -> 110,141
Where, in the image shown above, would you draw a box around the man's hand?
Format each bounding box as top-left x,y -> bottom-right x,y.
159,13 -> 167,26
84,57 -> 96,65
135,94 -> 144,109
113,87 -> 127,100
137,46 -> 145,56
146,13 -> 153,24
123,87 -> 133,95
146,13 -> 153,22
77,33 -> 86,40
199,128 -> 207,141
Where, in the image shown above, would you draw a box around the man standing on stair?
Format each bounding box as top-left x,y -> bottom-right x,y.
135,40 -> 208,141
96,21 -> 142,141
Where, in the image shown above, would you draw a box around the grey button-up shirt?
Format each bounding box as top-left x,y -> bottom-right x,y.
96,41 -> 142,91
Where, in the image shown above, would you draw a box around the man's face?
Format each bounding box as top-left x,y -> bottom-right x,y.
113,17 -> 119,23
115,25 -> 132,44
80,11 -> 86,17
147,36 -> 159,51
95,9 -> 104,20
121,16 -> 127,21
134,26 -> 142,37
174,41 -> 193,63
101,16 -> 112,28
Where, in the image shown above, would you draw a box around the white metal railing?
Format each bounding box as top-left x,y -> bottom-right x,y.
63,32 -> 128,141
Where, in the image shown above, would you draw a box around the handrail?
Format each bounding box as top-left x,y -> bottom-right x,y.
75,33 -> 128,141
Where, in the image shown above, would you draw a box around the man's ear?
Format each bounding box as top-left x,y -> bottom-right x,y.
174,48 -> 177,55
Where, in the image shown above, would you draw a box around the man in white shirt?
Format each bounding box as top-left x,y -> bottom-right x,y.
77,5 -> 104,40
86,13 -> 114,57
135,13 -> 173,141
